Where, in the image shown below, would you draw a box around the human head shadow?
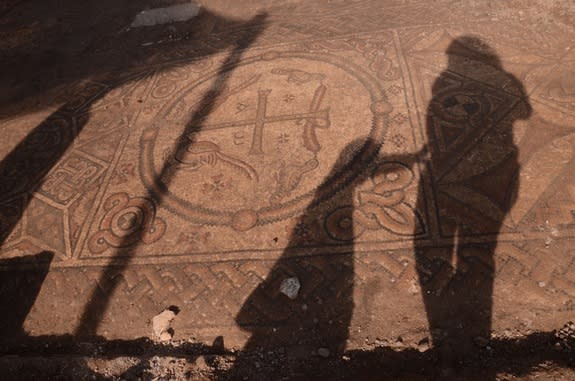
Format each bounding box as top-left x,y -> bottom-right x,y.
219,137 -> 380,380
412,35 -> 532,377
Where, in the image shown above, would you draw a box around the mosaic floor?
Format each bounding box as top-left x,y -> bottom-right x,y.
1,0 -> 575,379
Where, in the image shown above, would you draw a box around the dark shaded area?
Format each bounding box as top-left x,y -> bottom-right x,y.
0,0 -> 255,113
0,251 -> 53,341
0,336 -> 214,357
213,333 -> 574,381
0,331 -> 573,380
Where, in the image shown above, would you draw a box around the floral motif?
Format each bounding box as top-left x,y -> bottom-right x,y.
201,175 -> 232,199
285,215 -> 321,245
110,163 -> 136,185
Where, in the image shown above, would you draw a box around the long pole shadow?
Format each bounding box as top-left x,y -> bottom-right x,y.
74,13 -> 267,338
0,5 -> 266,253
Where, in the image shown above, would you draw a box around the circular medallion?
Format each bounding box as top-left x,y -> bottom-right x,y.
140,51 -> 391,230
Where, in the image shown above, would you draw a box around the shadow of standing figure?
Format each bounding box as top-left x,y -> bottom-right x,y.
413,36 -> 532,379
222,138 -> 381,380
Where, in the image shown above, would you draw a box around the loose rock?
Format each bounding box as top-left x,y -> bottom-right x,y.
280,277 -> 301,299
152,307 -> 179,342
417,337 -> 430,352
131,2 -> 201,28
317,347 -> 330,358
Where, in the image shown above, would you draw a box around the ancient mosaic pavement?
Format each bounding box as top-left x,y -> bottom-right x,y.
1,0 -> 574,357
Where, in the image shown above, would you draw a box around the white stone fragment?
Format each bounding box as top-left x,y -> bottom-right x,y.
317,347 -> 330,358
280,277 -> 301,299
152,309 -> 177,341
131,2 -> 201,28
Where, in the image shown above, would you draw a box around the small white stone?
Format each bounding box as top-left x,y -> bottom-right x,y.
152,309 -> 177,340
131,2 -> 201,28
280,277 -> 301,299
317,347 -> 330,358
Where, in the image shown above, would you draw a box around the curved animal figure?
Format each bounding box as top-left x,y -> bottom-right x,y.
165,140 -> 258,181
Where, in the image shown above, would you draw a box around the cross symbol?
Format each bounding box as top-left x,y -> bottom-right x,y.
202,85 -> 330,155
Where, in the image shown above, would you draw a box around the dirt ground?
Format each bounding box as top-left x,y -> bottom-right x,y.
1,0 -> 575,379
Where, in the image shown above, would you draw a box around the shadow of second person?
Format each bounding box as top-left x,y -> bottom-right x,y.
225,138 -> 380,379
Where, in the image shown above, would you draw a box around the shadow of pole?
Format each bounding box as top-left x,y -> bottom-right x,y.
0,4 -> 266,252
74,13 -> 267,338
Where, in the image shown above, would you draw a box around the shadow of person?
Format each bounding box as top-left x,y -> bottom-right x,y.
413,36 -> 532,379
220,138 -> 380,380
